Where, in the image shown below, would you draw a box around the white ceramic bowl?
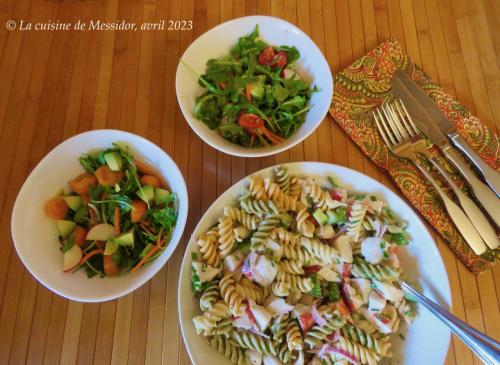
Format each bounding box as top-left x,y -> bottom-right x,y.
11,130 -> 188,302
176,16 -> 333,157
179,162 -> 452,365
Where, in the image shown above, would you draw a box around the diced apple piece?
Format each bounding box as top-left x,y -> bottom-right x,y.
316,224 -> 335,239
317,266 -> 341,282
63,244 -> 83,272
263,355 -> 284,365
251,254 -> 277,287
192,262 -> 220,283
361,236 -> 384,264
86,223 -> 117,241
333,235 -> 353,263
373,280 -> 403,302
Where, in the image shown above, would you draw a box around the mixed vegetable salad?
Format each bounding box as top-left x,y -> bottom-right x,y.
185,25 -> 316,148
44,144 -> 177,278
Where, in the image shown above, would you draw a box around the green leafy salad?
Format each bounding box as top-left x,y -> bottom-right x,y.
184,25 -> 316,148
44,144 -> 177,278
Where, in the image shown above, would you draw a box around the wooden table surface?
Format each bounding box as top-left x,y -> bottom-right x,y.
0,0 -> 499,364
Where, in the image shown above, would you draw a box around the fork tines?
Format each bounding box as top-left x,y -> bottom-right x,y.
373,99 -> 420,147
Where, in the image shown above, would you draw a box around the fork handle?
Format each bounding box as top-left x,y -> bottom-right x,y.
399,280 -> 500,365
449,133 -> 500,197
442,145 -> 500,227
415,162 -> 487,255
429,157 -> 499,250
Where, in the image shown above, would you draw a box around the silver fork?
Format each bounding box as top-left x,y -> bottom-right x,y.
373,101 -> 488,255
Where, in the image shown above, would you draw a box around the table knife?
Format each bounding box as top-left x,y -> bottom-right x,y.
391,70 -> 500,227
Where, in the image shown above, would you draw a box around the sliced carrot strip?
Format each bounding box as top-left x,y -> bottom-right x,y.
114,207 -> 120,234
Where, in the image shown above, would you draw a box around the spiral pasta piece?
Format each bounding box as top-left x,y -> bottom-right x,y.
295,204 -> 314,237
341,325 -> 391,356
351,256 -> 400,281
219,272 -> 245,316
214,317 -> 233,338
224,206 -> 261,230
249,175 -> 267,200
236,281 -> 265,304
335,335 -> 380,365
304,315 -> 347,349
303,179 -> 343,211
192,301 -> 231,334
274,166 -> 290,194
300,237 -> 340,265
286,319 -> 303,351
232,330 -> 277,356
209,335 -> 248,365
199,278 -> 221,311
270,314 -> 291,342
196,230 -> 220,267
251,215 -> 280,250
282,244 -> 312,264
346,202 -> 368,241
276,269 -> 314,293
240,198 -> 279,218
218,216 -> 235,257
288,177 -> 302,199
277,340 -> 295,364
270,227 -> 298,247
264,178 -> 297,212
271,281 -> 291,297
278,259 -> 304,275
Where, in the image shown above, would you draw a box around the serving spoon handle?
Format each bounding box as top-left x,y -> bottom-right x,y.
398,280 -> 500,365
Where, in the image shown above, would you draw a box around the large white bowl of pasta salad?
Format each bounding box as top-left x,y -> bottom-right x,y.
178,162 -> 451,365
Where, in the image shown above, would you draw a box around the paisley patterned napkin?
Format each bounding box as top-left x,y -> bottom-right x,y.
329,40 -> 499,274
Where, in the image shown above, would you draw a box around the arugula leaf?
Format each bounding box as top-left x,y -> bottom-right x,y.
61,235 -> 76,253
79,155 -> 99,173
150,203 -> 177,233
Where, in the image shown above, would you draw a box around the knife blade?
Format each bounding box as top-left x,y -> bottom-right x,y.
391,69 -> 500,226
390,70 -> 452,147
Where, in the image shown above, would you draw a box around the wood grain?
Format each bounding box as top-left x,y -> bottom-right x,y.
0,0 -> 498,364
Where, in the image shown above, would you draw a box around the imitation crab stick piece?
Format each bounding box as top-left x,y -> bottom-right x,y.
95,165 -> 123,186
140,175 -> 161,188
44,197 -> 68,219
131,200 -> 148,222
69,173 -> 97,194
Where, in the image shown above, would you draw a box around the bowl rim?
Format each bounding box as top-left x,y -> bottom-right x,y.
177,161 -> 452,365
11,129 -> 189,302
175,15 -> 334,158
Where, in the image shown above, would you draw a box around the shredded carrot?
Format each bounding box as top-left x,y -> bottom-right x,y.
89,208 -> 95,225
79,249 -> 104,266
114,207 -> 120,234
258,125 -> 284,144
131,229 -> 165,273
131,246 -> 160,273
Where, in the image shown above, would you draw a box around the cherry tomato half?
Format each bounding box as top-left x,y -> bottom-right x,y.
238,113 -> 265,129
258,46 -> 276,65
272,50 -> 288,69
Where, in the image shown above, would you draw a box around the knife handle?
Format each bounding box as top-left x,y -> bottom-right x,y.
442,144 -> 500,228
429,157 -> 499,250
415,162 -> 487,255
449,133 -> 500,197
